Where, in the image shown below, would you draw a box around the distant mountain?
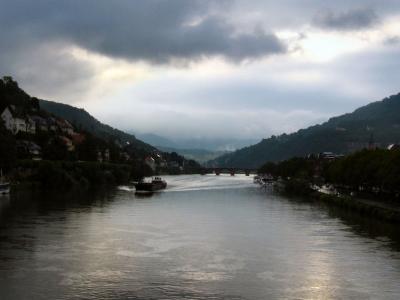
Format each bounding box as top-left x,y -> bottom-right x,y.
210,93 -> 400,168
156,146 -> 228,164
135,133 -> 231,163
136,133 -> 257,152
136,133 -> 178,149
40,100 -> 154,152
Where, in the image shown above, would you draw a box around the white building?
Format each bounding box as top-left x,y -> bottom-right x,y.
1,106 -> 34,134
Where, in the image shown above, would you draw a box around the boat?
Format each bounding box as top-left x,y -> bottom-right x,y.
0,169 -> 10,195
134,177 -> 167,192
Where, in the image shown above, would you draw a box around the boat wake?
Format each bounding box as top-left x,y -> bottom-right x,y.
156,175 -> 251,192
118,174 -> 255,193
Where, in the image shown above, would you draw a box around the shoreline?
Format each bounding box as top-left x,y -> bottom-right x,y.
275,179 -> 400,223
311,191 -> 400,223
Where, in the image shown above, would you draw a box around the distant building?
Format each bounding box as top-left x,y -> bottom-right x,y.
388,144 -> 400,151
59,136 -> 74,151
145,156 -> 156,171
16,140 -> 42,160
26,117 -> 36,134
30,115 -> 48,132
47,117 -> 58,131
318,152 -> 343,160
97,150 -> 103,162
1,106 -> 35,134
104,149 -> 110,161
56,119 -> 74,135
71,133 -> 85,145
121,152 -> 131,161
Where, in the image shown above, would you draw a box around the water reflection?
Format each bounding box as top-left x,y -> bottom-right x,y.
0,175 -> 399,299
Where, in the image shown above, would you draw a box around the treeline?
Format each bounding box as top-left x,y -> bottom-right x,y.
325,149 -> 400,195
258,156 -> 323,195
259,157 -> 323,181
258,149 -> 400,199
14,160 -> 152,190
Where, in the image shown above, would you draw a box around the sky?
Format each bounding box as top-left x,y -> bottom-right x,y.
1,0 -> 400,140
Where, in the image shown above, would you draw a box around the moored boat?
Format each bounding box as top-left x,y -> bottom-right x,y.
134,177 -> 167,192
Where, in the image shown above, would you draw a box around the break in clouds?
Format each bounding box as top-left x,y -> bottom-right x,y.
1,0 -> 400,139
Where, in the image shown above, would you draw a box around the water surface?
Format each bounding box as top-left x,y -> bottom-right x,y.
1,175 -> 400,299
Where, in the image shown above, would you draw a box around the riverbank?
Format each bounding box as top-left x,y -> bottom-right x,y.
277,179 -> 400,223
10,160 -> 133,190
312,192 -> 400,223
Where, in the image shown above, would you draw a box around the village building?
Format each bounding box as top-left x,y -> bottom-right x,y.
120,152 -> 131,161
16,140 -> 42,160
1,106 -> 36,135
71,133 -> 85,145
145,156 -> 156,171
30,115 -> 48,131
388,144 -> 400,151
318,152 -> 343,160
104,149 -> 110,161
56,119 -> 74,135
47,117 -> 58,131
26,117 -> 36,134
97,150 -> 103,162
59,136 -> 75,151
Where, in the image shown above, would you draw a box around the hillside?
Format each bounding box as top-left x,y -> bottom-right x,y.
0,76 -> 201,178
0,76 -> 154,164
210,93 -> 400,168
40,100 -> 154,152
156,146 -> 228,164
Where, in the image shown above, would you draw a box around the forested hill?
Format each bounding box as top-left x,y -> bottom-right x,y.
40,99 -> 154,151
210,93 -> 400,168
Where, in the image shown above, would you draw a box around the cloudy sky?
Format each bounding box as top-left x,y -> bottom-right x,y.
1,0 -> 400,140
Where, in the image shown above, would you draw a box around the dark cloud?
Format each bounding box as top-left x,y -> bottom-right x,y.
0,0 -> 286,64
313,8 -> 379,30
0,39 -> 94,103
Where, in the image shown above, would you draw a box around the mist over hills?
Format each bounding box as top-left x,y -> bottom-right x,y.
135,133 -> 257,163
135,133 -> 258,152
210,93 -> 400,168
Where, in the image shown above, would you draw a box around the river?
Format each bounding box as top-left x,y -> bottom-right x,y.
1,175 -> 400,299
